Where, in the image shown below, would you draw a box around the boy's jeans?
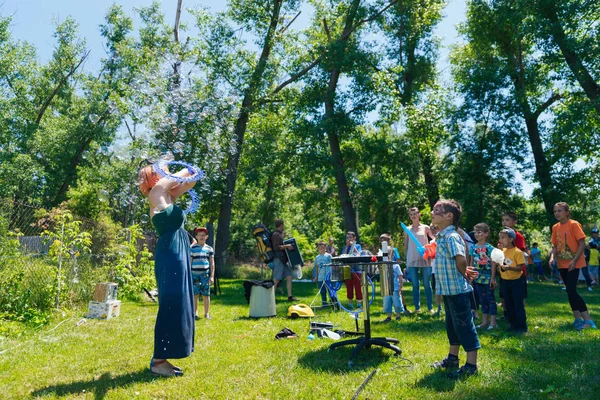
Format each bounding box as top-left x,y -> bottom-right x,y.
443,292 -> 481,352
383,291 -> 404,314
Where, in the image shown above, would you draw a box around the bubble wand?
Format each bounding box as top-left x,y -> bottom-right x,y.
400,222 -> 436,260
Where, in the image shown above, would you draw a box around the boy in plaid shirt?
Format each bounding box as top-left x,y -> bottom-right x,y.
430,199 -> 480,379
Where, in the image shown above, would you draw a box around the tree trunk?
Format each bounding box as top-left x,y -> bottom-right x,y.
323,0 -> 361,237
401,41 -> 417,105
421,154 -> 439,210
206,217 -> 215,248
54,136 -> 94,204
524,116 -> 556,223
502,36 -> 559,225
261,176 -> 275,226
214,0 -> 283,272
540,2 -> 600,115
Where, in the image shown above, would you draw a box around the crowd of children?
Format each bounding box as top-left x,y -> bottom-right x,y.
188,199 -> 597,381
303,200 -> 597,379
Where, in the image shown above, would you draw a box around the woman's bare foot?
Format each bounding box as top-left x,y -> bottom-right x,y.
166,360 -> 182,372
150,359 -> 182,377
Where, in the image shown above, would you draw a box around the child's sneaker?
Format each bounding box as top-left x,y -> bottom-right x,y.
447,364 -> 477,379
583,320 -> 597,329
383,317 -> 392,323
431,357 -> 459,369
574,318 -> 584,331
487,325 -> 496,331
588,286 -> 593,292
205,314 -> 212,320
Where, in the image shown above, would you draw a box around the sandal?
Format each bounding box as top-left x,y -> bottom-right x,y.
150,359 -> 183,377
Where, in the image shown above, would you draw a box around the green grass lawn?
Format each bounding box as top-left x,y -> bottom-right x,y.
1,280 -> 599,399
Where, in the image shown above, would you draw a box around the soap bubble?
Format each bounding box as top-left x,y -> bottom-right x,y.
173,142 -> 185,154
140,214 -> 150,224
98,190 -> 109,202
89,114 -> 100,124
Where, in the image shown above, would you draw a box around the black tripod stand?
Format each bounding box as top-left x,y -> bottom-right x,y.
328,262 -> 402,363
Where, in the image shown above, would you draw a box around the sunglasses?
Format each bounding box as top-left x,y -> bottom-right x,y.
431,207 -> 446,215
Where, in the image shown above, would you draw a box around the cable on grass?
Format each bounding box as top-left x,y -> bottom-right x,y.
0,317 -> 77,355
351,368 -> 378,400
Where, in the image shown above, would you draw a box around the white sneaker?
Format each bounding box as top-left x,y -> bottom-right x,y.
562,286 -> 566,290
588,287 -> 593,292
487,325 -> 496,331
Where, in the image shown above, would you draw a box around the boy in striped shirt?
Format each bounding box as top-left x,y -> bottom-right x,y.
191,227 -> 214,320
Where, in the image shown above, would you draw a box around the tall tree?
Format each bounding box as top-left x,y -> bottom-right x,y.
212,0 -> 287,270
286,0 -> 399,239
452,0 -> 563,221
373,0 -> 445,208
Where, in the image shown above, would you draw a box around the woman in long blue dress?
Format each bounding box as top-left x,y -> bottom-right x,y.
138,165 -> 196,377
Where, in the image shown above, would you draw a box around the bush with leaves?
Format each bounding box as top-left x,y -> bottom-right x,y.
0,255 -> 54,326
42,209 -> 92,309
108,224 -> 155,301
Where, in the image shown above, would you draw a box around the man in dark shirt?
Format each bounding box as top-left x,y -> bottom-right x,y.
272,219 -> 297,301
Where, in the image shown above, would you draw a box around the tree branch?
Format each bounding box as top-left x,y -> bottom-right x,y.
279,11 -> 301,35
266,0 -> 398,100
533,92 -> 562,119
124,119 -> 135,141
36,51 -> 90,125
343,0 -> 400,41
269,56 -> 322,97
323,18 -> 332,43
174,0 -> 183,43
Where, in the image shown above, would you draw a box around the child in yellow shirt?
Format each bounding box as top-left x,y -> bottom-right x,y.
498,228 -> 527,333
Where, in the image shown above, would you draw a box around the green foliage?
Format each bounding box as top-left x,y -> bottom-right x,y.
0,257 -> 55,326
42,210 -> 92,262
289,229 -> 316,262
108,224 -> 155,301
1,1 -> 599,296
442,123 -> 525,231
0,214 -> 21,256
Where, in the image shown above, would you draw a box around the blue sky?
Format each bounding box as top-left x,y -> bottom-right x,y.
1,0 -> 466,70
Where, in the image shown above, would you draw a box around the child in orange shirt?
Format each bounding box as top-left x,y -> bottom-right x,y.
549,202 -> 596,330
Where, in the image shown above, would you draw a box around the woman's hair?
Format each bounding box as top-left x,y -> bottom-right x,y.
409,207 -> 420,215
554,202 -> 570,216
138,165 -> 160,196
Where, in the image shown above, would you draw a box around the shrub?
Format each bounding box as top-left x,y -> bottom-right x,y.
0,256 -> 54,326
107,225 -> 155,301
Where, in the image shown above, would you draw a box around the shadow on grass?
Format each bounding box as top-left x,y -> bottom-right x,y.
297,344 -> 399,373
31,370 -> 157,400
414,370 -> 457,393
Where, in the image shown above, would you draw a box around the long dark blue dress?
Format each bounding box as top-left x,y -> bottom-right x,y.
151,204 -> 194,359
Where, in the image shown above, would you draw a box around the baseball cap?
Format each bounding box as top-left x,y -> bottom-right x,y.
592,228 -> 599,233
500,227 -> 516,239
194,227 -> 208,235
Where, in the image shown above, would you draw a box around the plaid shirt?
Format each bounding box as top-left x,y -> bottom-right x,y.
435,225 -> 471,296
